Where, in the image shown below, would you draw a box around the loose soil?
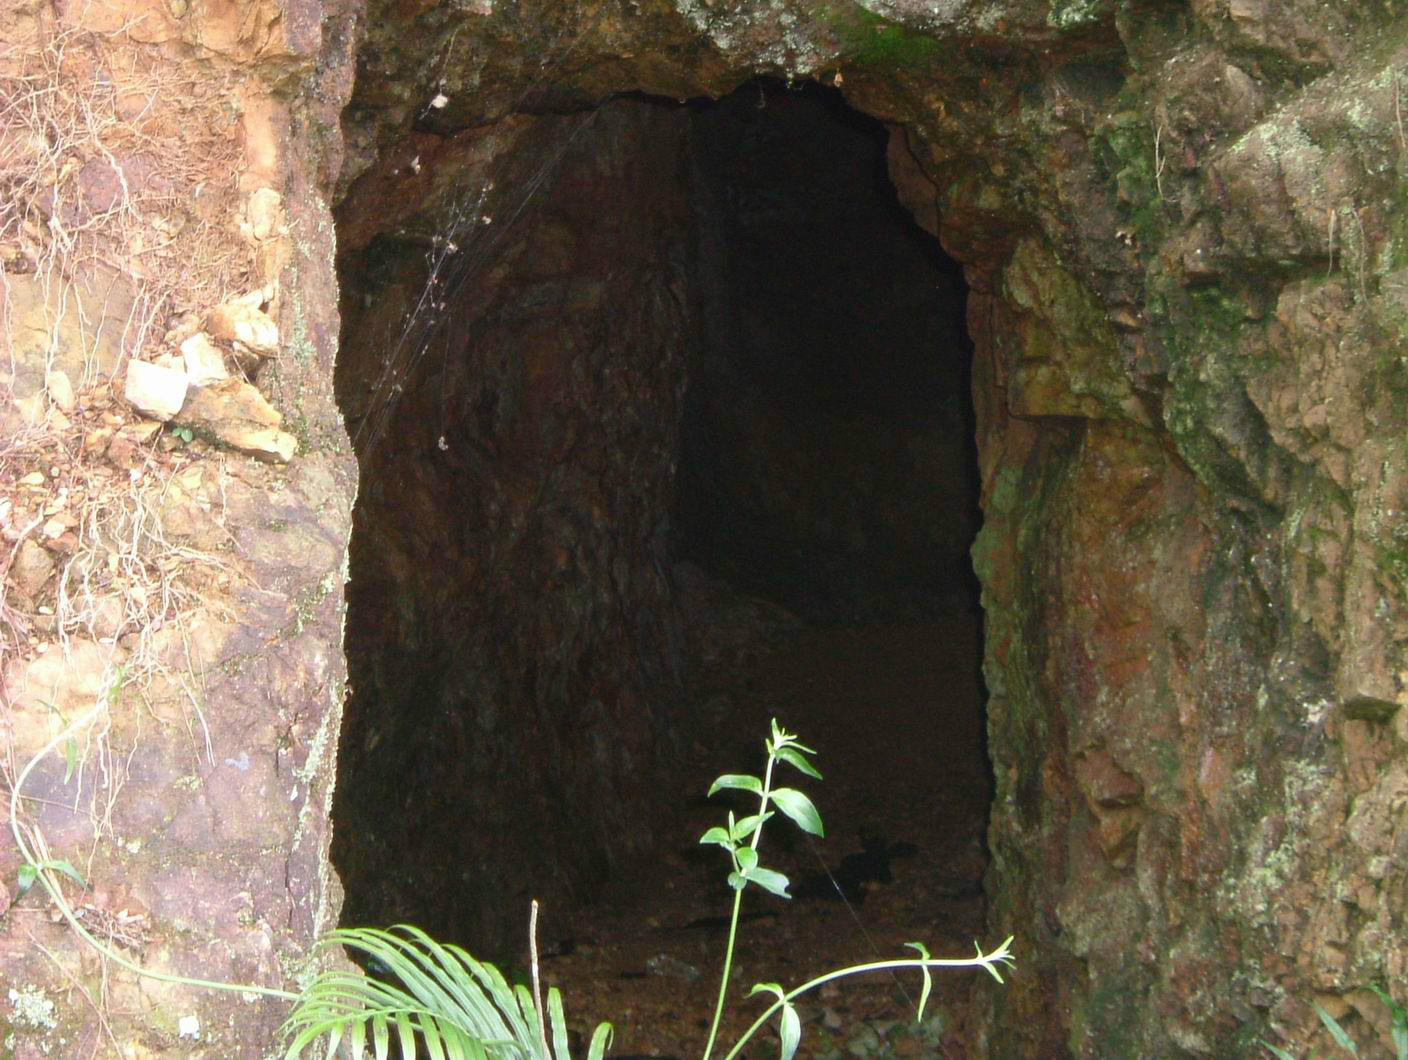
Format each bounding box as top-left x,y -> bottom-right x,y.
547,611 -> 992,1060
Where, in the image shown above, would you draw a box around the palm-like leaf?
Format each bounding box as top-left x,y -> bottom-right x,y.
282,926 -> 611,1060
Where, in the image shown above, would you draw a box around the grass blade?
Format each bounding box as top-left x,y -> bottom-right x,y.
586,1023 -> 614,1060
548,988 -> 570,1060
905,943 -> 932,1022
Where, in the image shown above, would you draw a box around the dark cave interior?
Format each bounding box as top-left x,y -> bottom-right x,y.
677,81 -> 980,625
331,78 -> 990,1055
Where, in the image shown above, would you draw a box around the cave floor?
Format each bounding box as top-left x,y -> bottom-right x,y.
546,605 -> 992,1060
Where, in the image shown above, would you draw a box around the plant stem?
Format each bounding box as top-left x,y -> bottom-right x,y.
700,751 -> 779,1060
699,888 -> 744,1060
530,899 -> 549,1060
718,945 -> 1014,1060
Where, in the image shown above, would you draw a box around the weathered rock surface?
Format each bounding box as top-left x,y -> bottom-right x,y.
333,3 -> 1408,1058
0,0 -> 357,1055
5,0 -> 1408,1057
176,378 -> 298,463
334,98 -> 691,956
123,359 -> 189,421
207,299 -> 280,356
180,332 -> 230,387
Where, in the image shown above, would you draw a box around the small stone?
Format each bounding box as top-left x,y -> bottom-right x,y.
121,421 -> 163,444
162,311 -> 201,346
89,594 -> 126,638
175,378 -> 296,463
180,333 -> 229,386
15,392 -> 45,427
124,360 -> 188,421
246,188 -> 284,241
45,370 -> 76,412
10,539 -> 55,597
83,427 -> 114,454
206,301 -> 278,356
106,421 -> 163,469
48,529 -> 79,554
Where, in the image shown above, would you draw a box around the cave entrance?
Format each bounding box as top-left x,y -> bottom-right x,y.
332,77 -> 989,1057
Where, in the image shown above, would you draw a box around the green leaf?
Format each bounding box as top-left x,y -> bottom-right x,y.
549,987 -> 570,1060
779,1002 -> 801,1060
735,847 -> 759,873
727,871 -> 747,891
774,747 -> 821,779
279,925 -> 563,1060
769,788 -> 824,837
769,717 -> 789,746
699,826 -> 734,850
393,1013 -> 416,1060
422,1020 -> 447,1060
730,812 -> 772,842
1369,987 -> 1408,1060
748,982 -> 785,1001
769,720 -> 816,755
1262,1044 -> 1299,1060
745,866 -> 791,898
906,942 -> 933,1022
63,737 -> 78,784
975,937 -> 1013,984
586,1023 -> 613,1060
46,859 -> 88,890
1316,1005 -> 1358,1057
709,774 -> 762,796
17,859 -> 88,896
372,1014 -> 389,1060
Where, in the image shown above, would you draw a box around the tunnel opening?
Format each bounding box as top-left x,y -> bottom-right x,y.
331,76 -> 989,1056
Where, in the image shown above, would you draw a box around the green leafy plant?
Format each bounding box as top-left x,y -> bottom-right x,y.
1265,991 -> 1408,1060
283,923 -> 613,1060
694,718 -> 1012,1060
13,706 -> 1011,1060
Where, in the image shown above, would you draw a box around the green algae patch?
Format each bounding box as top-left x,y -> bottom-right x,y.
829,7 -> 943,71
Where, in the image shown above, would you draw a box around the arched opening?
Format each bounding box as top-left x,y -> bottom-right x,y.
331,76 -> 988,1056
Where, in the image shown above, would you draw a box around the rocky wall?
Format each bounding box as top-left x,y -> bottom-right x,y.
332,98 -> 693,958
339,2 -> 1408,1058
4,0 -> 1408,1056
1,0 -> 358,1055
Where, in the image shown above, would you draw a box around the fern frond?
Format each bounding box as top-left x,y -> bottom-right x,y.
281,925 -> 609,1060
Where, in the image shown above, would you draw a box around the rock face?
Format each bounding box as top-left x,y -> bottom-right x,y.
334,3 -> 1408,1057
334,99 -> 692,954
5,0 -> 1408,1058
0,0 -> 357,1055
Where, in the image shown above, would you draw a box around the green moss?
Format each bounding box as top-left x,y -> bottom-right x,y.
1089,110 -> 1167,254
828,6 -> 942,70
1071,974 -> 1145,1058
